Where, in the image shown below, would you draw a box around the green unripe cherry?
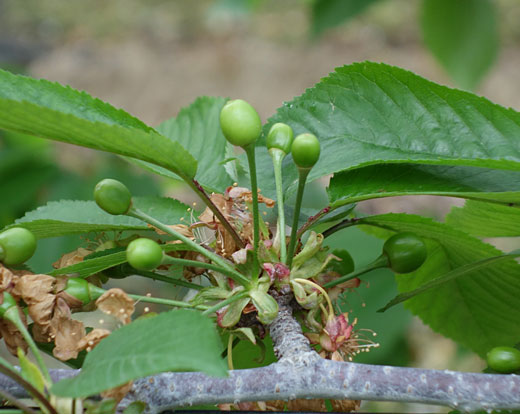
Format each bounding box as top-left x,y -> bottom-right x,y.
382,232 -> 427,274
266,123 -> 294,155
126,238 -> 163,271
291,133 -> 320,169
487,346 -> 520,373
219,99 -> 262,147
0,227 -> 37,265
64,278 -> 105,305
94,178 -> 132,215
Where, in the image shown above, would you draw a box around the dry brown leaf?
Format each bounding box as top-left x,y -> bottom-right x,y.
330,399 -> 361,412
0,265 -> 16,292
96,288 -> 134,325
27,294 -> 55,330
215,227 -> 236,258
15,274 -> 55,303
287,399 -> 327,411
181,251 -> 210,280
52,298 -> 85,361
238,190 -> 275,208
101,381 -> 133,403
56,290 -> 84,310
77,328 -> 111,352
14,274 -> 57,342
0,309 -> 28,356
148,223 -> 194,239
53,248 -> 91,269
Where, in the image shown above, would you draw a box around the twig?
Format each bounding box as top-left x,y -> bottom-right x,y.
295,206 -> 331,240
3,299 -> 520,412
322,217 -> 359,238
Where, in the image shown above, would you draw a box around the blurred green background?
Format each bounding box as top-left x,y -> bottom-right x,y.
2,0 -> 520,411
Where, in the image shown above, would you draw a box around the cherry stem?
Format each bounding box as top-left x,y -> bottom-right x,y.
244,144 -> 260,281
270,149 -> 288,264
3,307 -> 52,385
286,168 -> 310,268
128,294 -> 208,310
188,179 -> 244,249
323,255 -> 388,289
201,290 -> 249,316
128,207 -> 250,287
162,256 -> 246,283
113,266 -> 203,291
227,334 -> 234,370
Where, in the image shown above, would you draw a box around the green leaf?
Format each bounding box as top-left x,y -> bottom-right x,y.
260,62 -> 520,198
328,164 -> 520,208
0,149 -> 58,215
358,213 -> 520,356
156,97 -> 234,192
7,197 -> 192,238
51,309 -> 227,398
17,349 -> 45,393
421,0 -> 498,90
49,244 -> 193,279
380,250 -> 520,312
127,97 -> 235,192
123,402 -> 146,414
311,0 -> 380,37
0,69 -> 197,181
48,249 -> 127,278
446,200 -> 520,237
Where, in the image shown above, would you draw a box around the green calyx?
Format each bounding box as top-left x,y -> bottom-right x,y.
64,277 -> 104,305
291,133 -> 320,169
0,292 -> 17,317
126,238 -> 164,271
382,232 -> 427,274
486,346 -> 520,373
0,227 -> 37,266
219,99 -> 262,148
94,178 -> 132,215
266,123 -> 294,155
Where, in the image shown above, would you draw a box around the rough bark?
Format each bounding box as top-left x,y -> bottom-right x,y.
2,296 -> 519,413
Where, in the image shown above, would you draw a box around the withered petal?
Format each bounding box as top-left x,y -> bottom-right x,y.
96,288 -> 135,325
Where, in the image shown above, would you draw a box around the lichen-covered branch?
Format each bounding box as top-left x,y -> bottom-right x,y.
2,296 -> 519,413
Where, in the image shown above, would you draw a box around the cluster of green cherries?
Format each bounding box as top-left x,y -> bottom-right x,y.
1,98 -> 519,374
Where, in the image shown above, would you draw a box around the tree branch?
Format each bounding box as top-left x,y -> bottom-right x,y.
2,297 -> 520,413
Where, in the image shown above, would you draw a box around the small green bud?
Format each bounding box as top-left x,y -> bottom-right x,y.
126,238 -> 163,271
94,178 -> 132,215
291,133 -> 320,169
486,346 -> 520,373
219,99 -> 262,147
382,232 -> 427,274
0,227 -> 37,266
249,290 -> 279,324
266,123 -> 294,155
